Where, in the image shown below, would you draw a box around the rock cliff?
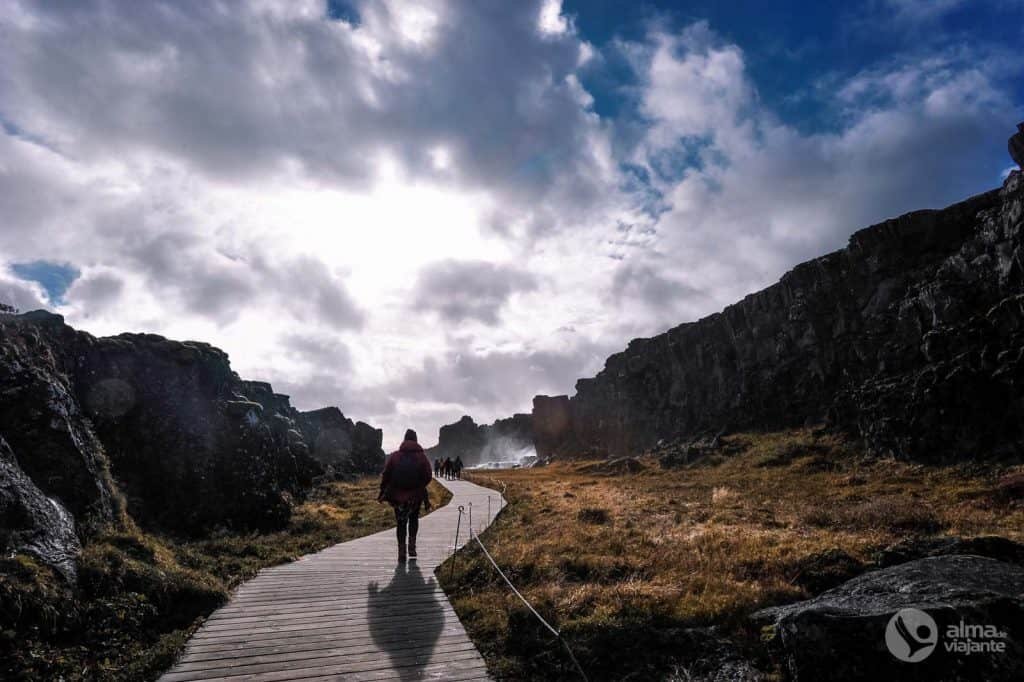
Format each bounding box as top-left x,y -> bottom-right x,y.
536,171 -> 1024,460
428,413 -> 534,467
295,406 -> 384,477
1010,123 -> 1024,170
0,309 -> 384,577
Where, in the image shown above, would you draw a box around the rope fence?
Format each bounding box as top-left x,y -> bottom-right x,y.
448,475 -> 589,682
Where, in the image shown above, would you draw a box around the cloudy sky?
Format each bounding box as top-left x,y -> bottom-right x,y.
1,0 -> 1021,447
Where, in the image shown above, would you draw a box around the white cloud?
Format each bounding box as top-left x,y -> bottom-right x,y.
640,24 -> 752,150
0,1 -> 1017,446
602,21 -> 1016,338
538,0 -> 570,36
0,267 -> 47,312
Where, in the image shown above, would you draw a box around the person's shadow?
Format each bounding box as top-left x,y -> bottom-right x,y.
366,562 -> 445,680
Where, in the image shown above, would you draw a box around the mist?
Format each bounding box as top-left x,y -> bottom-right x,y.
471,434 -> 538,469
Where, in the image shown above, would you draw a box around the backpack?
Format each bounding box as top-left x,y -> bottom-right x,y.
391,451 -> 422,490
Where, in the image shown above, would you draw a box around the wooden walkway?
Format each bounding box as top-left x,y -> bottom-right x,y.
160,478 -> 505,682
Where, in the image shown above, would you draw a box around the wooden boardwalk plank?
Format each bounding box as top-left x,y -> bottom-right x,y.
160,478 -> 505,682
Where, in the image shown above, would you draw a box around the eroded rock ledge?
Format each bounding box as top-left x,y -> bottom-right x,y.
535,171 -> 1024,460
0,310 -> 384,577
428,413 -> 534,467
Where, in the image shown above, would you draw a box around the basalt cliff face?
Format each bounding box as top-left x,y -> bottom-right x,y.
296,406 -> 384,477
0,310 -> 384,577
536,171 -> 1024,461
428,413 -> 534,467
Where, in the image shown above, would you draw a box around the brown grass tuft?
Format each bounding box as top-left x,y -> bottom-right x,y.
2,478 -> 452,681
449,430 -> 1023,681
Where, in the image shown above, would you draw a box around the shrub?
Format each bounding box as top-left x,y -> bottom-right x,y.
576,508 -> 610,524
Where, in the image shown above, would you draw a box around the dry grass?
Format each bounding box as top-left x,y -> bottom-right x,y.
1,478 -> 451,681
443,430 -> 1024,681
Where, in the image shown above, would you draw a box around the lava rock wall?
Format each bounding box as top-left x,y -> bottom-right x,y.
0,309 -> 385,577
295,406 -> 385,476
538,173 -> 1023,460
429,413 -> 533,466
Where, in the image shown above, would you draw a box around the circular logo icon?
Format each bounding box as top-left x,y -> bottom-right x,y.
886,608 -> 938,662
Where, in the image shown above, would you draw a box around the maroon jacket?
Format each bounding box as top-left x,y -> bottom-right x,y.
380,440 -> 433,504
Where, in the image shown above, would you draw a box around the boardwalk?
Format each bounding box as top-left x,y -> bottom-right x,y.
161,478 -> 505,682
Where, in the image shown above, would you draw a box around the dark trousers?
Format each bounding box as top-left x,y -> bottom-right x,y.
394,499 -> 422,549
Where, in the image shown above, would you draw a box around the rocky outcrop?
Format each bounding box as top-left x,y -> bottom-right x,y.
0,436 -> 81,581
535,171 -> 1024,460
1010,122 -> 1024,170
0,312 -> 122,538
429,416 -> 485,464
754,555 -> 1024,681
233,384 -> 384,476
70,328 -> 321,534
874,535 -> 1024,569
429,413 -> 534,467
0,308 -> 384,577
532,395 -> 574,459
295,406 -> 384,476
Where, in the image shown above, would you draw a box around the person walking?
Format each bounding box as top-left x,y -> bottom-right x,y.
433,457 -> 440,478
454,456 -> 464,480
443,457 -> 453,480
378,429 -> 433,562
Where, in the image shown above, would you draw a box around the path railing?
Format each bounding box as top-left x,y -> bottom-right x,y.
447,475 -> 589,682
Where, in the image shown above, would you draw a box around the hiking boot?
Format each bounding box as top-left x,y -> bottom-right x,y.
408,540 -> 417,559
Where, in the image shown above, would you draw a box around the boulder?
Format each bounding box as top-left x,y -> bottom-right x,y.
874,535 -> 1024,569
652,430 -> 729,469
575,457 -> 645,476
754,555 -> 1024,681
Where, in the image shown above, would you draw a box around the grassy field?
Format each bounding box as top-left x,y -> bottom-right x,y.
441,430 -> 1024,681
0,477 -> 452,681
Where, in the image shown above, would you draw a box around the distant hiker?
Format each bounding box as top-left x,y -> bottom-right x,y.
433,457 -> 440,478
378,429 -> 433,562
1010,122 -> 1024,170
443,457 -> 453,480
454,456 -> 464,480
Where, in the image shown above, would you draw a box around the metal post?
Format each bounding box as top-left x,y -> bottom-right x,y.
450,505 -> 464,581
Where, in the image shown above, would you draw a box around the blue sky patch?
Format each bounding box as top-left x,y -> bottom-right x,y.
11,261 -> 80,304
326,0 -> 360,25
567,0 -> 1024,136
